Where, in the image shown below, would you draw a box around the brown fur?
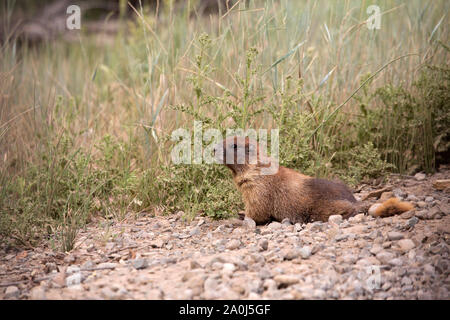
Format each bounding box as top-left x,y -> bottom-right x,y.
214,136 -> 413,224
372,197 -> 414,217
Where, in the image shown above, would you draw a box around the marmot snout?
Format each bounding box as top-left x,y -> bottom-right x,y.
215,136 -> 413,224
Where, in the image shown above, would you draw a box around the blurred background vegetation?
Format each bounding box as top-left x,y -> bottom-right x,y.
0,0 -> 448,250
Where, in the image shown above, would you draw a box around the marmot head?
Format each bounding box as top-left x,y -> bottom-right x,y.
213,136 -> 274,176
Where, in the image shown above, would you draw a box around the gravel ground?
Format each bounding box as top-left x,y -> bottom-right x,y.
0,169 -> 449,300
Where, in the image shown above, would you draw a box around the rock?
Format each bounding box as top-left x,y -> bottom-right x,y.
222,263 -> 236,276
66,272 -> 83,286
281,218 -> 292,225
328,215 -> 343,225
189,260 -> 201,270
376,251 -> 395,264
406,194 -> 419,202
204,277 -> 220,299
44,262 -> 58,274
370,244 -> 383,255
407,217 -> 419,229
243,217 -> 256,230
396,239 -> 415,252
417,201 -> 427,208
392,188 -> 406,199
97,262 -> 117,270
401,277 -> 412,286
189,227 -> 200,236
258,239 -> 268,251
388,258 -> 403,266
438,202 -> 450,215
268,221 -> 282,231
273,275 -> 299,287
387,231 -> 404,241
423,264 -> 435,275
283,249 -> 300,261
335,233 -> 348,242
131,258 -> 148,270
400,210 -> 415,219
382,241 -> 391,249
425,196 -> 434,203
66,265 -> 80,274
81,260 -> 95,270
351,213 -> 365,223
427,207 -> 442,219
63,255 -> 76,264
415,210 -> 429,220
341,254 -> 358,264
379,191 -> 394,202
433,179 -> 450,190
226,239 -> 241,250
298,246 -> 312,259
150,239 -> 165,248
29,286 -> 47,300
258,268 -> 272,280
4,286 -> 20,299
362,187 -> 392,200
414,172 -> 426,181
294,223 -> 302,232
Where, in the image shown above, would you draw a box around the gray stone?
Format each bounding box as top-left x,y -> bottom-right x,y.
388,258 -> 403,266
222,263 -> 236,276
299,246 -> 312,259
427,207 -> 442,219
329,215 -> 343,225
66,272 -> 83,286
29,286 -> 47,300
283,249 -> 300,261
4,286 -> 20,299
415,210 -> 429,220
44,262 -> 58,274
388,231 -> 404,241
335,234 -> 348,242
352,213 -> 366,223
190,260 -> 201,270
97,262 -> 117,270
407,217 -> 419,228
406,194 -> 419,202
414,172 -> 426,181
268,221 -> 282,231
226,239 -> 241,250
294,223 -> 302,232
258,239 -> 268,251
274,275 -> 299,287
189,227 -> 200,236
423,264 -> 435,275
243,217 -> 256,230
417,201 -> 427,208
376,251 -> 395,264
258,268 -> 272,279
66,265 -> 81,274
341,254 -> 358,264
396,239 -> 415,252
281,218 -> 292,225
81,260 -> 95,270
131,258 -> 148,270
393,188 -> 406,198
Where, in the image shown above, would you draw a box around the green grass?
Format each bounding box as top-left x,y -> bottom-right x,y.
0,0 -> 449,250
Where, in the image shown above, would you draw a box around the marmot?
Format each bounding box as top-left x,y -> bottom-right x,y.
214,136 -> 413,224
